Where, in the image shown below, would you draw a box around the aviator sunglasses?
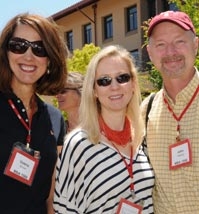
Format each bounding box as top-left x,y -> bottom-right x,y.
7,37 -> 47,57
96,73 -> 132,87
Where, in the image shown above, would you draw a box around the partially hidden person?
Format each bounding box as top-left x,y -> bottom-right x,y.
56,72 -> 84,133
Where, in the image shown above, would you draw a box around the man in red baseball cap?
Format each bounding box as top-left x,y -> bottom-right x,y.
147,10 -> 196,36
141,10 -> 199,214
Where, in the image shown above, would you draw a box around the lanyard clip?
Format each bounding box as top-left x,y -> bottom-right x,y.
176,123 -> 181,142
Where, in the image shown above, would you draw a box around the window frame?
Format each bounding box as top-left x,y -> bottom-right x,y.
103,14 -> 113,40
126,5 -> 137,33
66,30 -> 73,51
83,23 -> 92,45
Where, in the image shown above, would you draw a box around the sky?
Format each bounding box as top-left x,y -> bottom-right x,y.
0,0 -> 80,31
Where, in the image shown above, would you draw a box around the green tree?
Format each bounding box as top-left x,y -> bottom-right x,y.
67,43 -> 100,74
169,0 -> 199,37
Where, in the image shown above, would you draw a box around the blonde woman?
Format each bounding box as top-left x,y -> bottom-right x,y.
54,45 -> 154,213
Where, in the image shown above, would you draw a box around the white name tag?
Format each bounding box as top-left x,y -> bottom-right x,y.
4,145 -> 39,186
117,198 -> 142,214
169,139 -> 192,170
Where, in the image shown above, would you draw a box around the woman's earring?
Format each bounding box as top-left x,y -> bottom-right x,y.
47,69 -> 50,74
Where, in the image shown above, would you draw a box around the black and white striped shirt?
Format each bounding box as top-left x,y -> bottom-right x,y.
54,129 -> 154,213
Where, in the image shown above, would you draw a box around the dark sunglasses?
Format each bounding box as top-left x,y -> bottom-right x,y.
96,73 -> 132,87
7,37 -> 47,57
59,87 -> 81,94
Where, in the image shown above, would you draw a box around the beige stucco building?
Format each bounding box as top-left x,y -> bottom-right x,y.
52,0 -> 174,71
44,0 -> 175,104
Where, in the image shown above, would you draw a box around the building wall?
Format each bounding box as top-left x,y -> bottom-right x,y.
55,5 -> 93,49
55,0 -> 145,68
53,0 -> 168,70
56,0 -> 142,48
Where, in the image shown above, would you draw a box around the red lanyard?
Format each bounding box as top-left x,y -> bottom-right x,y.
8,99 -> 32,145
112,144 -> 134,196
163,85 -> 199,135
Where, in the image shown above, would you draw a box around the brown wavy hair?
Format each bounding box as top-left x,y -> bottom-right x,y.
0,13 -> 68,95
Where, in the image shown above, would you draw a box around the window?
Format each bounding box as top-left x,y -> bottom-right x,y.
126,6 -> 137,32
130,49 -> 139,67
104,15 -> 113,40
83,23 -> 92,44
66,31 -> 73,51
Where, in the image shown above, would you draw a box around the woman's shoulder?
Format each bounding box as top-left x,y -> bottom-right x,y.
61,128 -> 94,161
66,127 -> 87,136
135,143 -> 149,161
64,128 -> 90,147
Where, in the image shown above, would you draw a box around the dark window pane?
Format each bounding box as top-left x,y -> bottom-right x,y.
104,15 -> 113,39
66,31 -> 73,51
127,6 -> 137,32
84,24 -> 92,44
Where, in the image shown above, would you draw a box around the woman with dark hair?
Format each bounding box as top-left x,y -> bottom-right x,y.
0,13 -> 68,214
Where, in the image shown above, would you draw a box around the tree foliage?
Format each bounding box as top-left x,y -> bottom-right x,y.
169,0 -> 199,36
67,43 -> 100,74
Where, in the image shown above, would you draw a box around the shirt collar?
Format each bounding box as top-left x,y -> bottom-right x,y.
163,67 -> 199,104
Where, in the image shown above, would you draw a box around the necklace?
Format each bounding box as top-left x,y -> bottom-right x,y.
99,116 -> 131,146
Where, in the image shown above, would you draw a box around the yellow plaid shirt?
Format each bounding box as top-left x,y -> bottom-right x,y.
141,69 -> 199,214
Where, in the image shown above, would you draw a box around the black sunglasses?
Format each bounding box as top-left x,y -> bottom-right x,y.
96,73 -> 132,87
59,87 -> 81,94
7,37 -> 47,57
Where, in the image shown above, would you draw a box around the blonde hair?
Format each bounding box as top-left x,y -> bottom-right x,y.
66,72 -> 84,94
79,45 -> 144,146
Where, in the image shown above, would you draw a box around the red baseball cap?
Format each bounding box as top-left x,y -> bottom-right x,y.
147,11 -> 196,37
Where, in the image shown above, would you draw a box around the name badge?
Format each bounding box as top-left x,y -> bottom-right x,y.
169,139 -> 192,170
116,198 -> 142,214
4,142 -> 40,186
